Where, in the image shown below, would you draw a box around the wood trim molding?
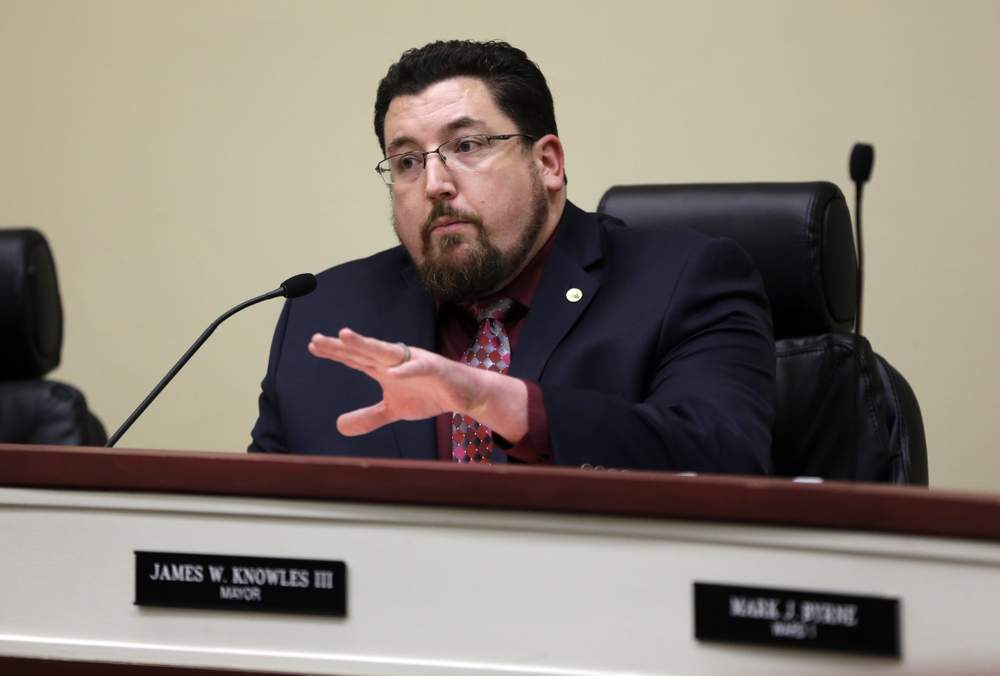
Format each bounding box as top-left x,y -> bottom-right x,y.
3,443 -> 1000,542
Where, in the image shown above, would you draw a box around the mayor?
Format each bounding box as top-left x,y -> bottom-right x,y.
249,39 -> 775,473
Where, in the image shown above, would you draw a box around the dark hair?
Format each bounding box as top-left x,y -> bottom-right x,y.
374,40 -> 558,153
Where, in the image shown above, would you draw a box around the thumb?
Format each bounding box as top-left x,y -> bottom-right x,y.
337,401 -> 394,436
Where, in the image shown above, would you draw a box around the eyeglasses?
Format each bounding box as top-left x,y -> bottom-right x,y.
375,133 -> 536,186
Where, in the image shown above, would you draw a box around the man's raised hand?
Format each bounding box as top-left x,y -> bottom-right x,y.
307,328 -> 527,441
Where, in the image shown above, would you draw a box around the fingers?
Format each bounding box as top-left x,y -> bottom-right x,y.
337,401 -> 393,436
309,333 -> 381,371
339,328 -> 409,367
309,329 -> 408,370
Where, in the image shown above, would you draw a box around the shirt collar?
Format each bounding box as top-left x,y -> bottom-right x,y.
433,222 -> 561,312
498,223 -> 560,310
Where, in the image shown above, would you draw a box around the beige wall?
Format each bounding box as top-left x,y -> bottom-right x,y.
2,0 -> 997,491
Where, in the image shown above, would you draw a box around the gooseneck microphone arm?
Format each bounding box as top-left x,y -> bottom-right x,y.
106,273 -> 317,448
854,184 -> 865,335
849,143 -> 875,336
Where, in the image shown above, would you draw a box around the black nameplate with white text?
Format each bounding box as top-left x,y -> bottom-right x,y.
135,551 -> 346,616
694,582 -> 900,657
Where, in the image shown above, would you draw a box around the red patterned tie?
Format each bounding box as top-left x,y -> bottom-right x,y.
451,296 -> 514,463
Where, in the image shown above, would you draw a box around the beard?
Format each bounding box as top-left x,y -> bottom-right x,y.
396,169 -> 549,303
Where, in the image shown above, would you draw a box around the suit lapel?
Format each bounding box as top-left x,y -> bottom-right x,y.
383,262 -> 438,460
509,202 -> 606,381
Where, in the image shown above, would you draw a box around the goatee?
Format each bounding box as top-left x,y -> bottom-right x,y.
396,171 -> 549,303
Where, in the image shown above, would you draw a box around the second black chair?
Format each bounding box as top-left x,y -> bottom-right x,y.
598,182 -> 927,484
0,228 -> 107,446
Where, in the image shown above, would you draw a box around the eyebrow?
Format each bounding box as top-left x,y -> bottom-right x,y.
385,116 -> 488,155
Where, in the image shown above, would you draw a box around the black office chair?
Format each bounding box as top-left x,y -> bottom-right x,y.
598,182 -> 928,484
0,228 -> 107,445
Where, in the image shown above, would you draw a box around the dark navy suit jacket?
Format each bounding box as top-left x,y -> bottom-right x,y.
250,201 -> 775,473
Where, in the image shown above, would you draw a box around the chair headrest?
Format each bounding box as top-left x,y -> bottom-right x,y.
597,182 -> 858,338
0,228 -> 63,378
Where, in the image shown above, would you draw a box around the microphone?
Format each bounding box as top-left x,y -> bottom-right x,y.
850,143 -> 874,184
106,273 -> 317,447
849,143 -> 874,335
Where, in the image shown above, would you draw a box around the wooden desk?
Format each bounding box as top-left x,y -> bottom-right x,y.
2,444 -> 998,674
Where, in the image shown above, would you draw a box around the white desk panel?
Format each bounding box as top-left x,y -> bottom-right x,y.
2,487 -> 998,675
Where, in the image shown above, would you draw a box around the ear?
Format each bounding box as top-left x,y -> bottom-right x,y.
533,134 -> 565,192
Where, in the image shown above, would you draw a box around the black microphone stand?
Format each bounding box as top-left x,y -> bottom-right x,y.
106,288 -> 284,448
849,143 -> 875,336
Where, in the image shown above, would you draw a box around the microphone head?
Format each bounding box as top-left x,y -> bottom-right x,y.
850,143 -> 875,184
280,273 -> 317,298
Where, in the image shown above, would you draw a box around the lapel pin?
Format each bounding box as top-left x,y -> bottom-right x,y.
565,288 -> 583,303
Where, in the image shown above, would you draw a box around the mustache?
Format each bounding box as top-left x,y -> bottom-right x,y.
420,203 -> 483,239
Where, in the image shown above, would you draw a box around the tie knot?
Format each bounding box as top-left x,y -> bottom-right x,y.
464,295 -> 514,323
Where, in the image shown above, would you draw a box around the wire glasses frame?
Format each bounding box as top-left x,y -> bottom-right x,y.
375,133 -> 537,185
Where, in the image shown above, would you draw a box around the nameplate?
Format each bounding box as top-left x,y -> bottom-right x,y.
694,582 -> 900,657
135,551 -> 346,616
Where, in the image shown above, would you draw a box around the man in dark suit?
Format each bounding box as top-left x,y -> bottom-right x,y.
250,40 -> 774,473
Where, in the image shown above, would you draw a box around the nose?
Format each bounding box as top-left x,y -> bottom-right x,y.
422,152 -> 456,201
